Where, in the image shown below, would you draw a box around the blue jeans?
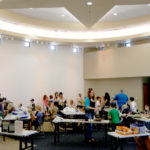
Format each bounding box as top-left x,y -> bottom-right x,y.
85,113 -> 94,140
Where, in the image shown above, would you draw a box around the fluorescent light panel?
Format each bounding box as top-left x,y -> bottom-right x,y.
49,44 -> 56,51
24,41 -> 30,48
73,47 -> 79,53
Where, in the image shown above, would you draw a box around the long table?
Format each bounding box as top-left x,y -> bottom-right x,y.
0,127 -> 38,150
53,118 -> 110,145
60,110 -> 85,119
108,132 -> 150,150
4,114 -> 31,130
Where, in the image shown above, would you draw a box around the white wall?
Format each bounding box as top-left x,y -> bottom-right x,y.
0,39 -> 84,107
84,43 -> 150,79
84,77 -> 143,110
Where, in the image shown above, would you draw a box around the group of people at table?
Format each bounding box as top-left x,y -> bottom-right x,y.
0,89 -> 150,148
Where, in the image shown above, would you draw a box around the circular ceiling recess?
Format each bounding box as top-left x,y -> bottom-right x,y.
0,0 -> 150,42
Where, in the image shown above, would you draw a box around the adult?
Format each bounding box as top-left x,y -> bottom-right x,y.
104,92 -> 111,106
54,92 -> 59,102
43,95 -> 49,113
77,93 -> 84,105
85,88 -> 97,143
113,90 -> 128,110
58,92 -> 67,110
48,102 -> 58,120
0,98 -> 4,118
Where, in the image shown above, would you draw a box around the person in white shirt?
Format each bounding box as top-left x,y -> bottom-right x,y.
95,96 -> 102,116
129,97 -> 137,113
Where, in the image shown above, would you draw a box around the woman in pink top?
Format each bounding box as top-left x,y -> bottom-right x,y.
43,95 -> 49,113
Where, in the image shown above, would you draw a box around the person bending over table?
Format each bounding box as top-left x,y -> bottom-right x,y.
85,88 -> 97,143
108,102 -> 120,131
113,90 -> 128,110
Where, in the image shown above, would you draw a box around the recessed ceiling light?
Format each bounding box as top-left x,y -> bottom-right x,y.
113,13 -> 118,16
87,2 -> 93,6
73,47 -> 79,53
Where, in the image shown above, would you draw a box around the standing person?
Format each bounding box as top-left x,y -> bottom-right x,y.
108,103 -> 120,131
49,95 -> 54,102
30,99 -> 36,111
43,95 -> 49,113
129,97 -> 137,113
113,90 -> 128,110
54,92 -> 59,102
58,92 -> 67,110
104,92 -> 111,106
0,98 -> 4,119
85,88 -> 97,143
77,93 -> 84,105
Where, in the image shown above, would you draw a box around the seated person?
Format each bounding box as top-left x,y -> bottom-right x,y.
108,103 -> 120,131
69,99 -> 76,108
32,106 -> 43,130
18,104 -> 28,113
129,97 -> 138,113
48,101 -> 58,120
122,109 -> 134,128
142,105 -> 150,114
122,103 -> 130,114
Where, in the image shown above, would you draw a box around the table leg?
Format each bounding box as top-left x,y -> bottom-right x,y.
120,139 -> 124,150
54,123 -> 57,145
114,138 -> 117,150
25,139 -> 28,149
110,136 -> 113,150
19,139 -> 22,150
104,124 -> 108,146
3,136 -> 5,142
31,138 -> 34,150
57,123 -> 60,143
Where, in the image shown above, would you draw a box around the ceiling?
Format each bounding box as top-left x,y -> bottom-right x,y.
100,5 -> 150,22
0,0 -> 150,42
10,8 -> 80,23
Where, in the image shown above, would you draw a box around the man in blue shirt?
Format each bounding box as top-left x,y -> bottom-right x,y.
113,90 -> 128,110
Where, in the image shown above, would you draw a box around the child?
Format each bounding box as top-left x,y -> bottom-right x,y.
108,102 -> 120,131
129,97 -> 137,113
30,99 -> 35,111
143,105 -> 150,114
32,106 -> 43,130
